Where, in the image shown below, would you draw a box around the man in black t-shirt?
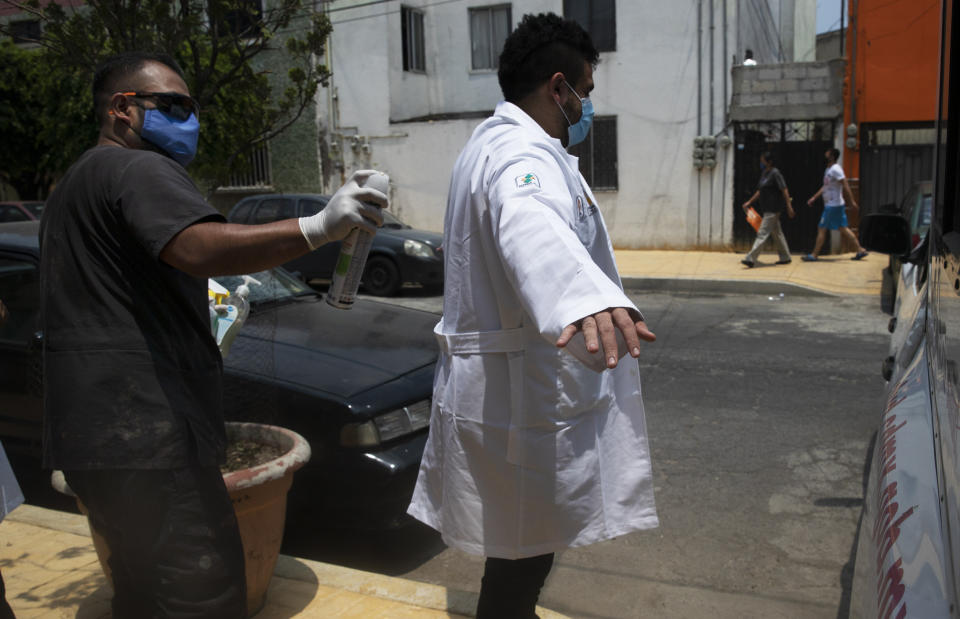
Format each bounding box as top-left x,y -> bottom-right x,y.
740,151 -> 796,267
39,52 -> 386,618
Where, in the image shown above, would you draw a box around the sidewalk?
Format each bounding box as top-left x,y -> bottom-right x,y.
613,249 -> 884,297
1,505 -> 570,618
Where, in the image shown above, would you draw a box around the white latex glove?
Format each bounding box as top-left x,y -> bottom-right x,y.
299,170 -> 388,250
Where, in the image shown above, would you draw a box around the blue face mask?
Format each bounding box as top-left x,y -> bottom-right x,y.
556,80 -> 594,147
140,108 -> 200,167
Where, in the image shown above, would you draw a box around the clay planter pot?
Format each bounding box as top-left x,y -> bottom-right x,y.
52,421 -> 311,617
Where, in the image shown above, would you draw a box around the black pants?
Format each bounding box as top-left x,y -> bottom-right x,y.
476,553 -> 555,619
64,466 -> 246,619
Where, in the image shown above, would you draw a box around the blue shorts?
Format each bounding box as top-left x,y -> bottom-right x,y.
819,205 -> 848,230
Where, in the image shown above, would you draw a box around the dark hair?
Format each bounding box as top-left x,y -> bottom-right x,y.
745,48 -> 754,59
828,147 -> 841,161
760,150 -> 774,165
498,13 -> 599,103
93,51 -> 185,123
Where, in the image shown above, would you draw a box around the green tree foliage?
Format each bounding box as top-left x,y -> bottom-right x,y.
0,0 -> 331,196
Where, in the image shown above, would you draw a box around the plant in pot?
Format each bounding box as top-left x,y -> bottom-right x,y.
52,421 -> 311,617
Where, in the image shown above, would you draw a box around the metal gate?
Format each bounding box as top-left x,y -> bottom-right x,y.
734,120 -> 836,253
859,123 -> 935,214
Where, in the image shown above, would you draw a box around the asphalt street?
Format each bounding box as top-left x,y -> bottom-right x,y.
289,286 -> 889,619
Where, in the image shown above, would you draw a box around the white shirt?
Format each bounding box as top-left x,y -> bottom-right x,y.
407,101 -> 659,559
823,163 -> 846,207
743,58 -> 757,66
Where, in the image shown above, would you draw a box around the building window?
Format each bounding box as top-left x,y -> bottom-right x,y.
225,142 -> 272,189
10,20 -> 41,44
469,5 -> 511,70
563,0 -> 616,52
402,6 -> 426,72
569,116 -> 618,190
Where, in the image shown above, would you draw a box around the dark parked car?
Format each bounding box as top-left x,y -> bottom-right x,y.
226,193 -> 443,296
0,220 -> 438,528
0,201 -> 44,223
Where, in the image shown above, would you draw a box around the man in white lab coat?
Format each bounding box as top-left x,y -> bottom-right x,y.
407,13 -> 659,618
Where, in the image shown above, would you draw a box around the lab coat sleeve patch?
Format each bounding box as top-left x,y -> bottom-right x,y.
515,173 -> 540,189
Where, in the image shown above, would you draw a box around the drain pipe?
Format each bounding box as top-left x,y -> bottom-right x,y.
698,0 -> 703,138
723,0 -> 728,120
323,3 -> 345,186
697,0 -> 703,246
722,0 -> 729,245
709,0 -> 715,244
847,0 -> 858,169
709,0 -> 715,137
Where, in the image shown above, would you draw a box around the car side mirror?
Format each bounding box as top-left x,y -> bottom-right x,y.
859,213 -> 912,256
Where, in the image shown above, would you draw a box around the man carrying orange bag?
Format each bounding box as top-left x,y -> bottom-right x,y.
741,151 -> 795,267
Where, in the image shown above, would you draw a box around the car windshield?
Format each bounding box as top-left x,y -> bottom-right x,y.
212,268 -> 314,306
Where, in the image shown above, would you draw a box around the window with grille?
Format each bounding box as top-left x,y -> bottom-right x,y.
563,0 -> 615,52
569,116 -> 618,190
402,6 -> 426,72
469,5 -> 511,70
225,142 -> 272,189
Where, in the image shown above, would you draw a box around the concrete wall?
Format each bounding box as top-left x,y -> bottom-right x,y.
816,30 -> 844,61
729,59 -> 844,122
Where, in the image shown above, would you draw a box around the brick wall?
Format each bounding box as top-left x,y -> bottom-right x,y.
730,58 -> 845,122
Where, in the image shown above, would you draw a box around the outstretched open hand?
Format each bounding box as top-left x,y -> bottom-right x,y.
556,307 -> 656,369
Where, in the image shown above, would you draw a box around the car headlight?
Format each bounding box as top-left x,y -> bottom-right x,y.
403,239 -> 436,259
340,399 -> 431,447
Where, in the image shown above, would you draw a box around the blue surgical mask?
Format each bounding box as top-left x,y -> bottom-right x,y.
556,80 -> 594,147
140,108 -> 200,166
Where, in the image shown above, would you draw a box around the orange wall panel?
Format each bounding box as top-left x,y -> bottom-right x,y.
844,0 -> 940,174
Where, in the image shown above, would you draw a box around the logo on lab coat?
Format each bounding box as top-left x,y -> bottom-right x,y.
516,173 -> 540,188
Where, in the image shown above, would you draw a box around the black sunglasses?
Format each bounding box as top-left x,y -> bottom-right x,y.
120,91 -> 200,121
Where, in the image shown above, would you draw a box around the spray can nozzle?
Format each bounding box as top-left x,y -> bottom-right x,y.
235,275 -> 262,299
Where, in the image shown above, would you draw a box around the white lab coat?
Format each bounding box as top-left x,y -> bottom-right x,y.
407,102 -> 658,559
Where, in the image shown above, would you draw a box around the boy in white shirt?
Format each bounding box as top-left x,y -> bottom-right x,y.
803,148 -> 868,261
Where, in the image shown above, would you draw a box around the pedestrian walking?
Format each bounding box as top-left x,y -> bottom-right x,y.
741,151 -> 795,267
40,51 -> 386,618
407,13 -> 659,619
803,148 -> 868,261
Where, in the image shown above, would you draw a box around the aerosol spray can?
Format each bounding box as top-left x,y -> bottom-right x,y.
325,171 -> 390,309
